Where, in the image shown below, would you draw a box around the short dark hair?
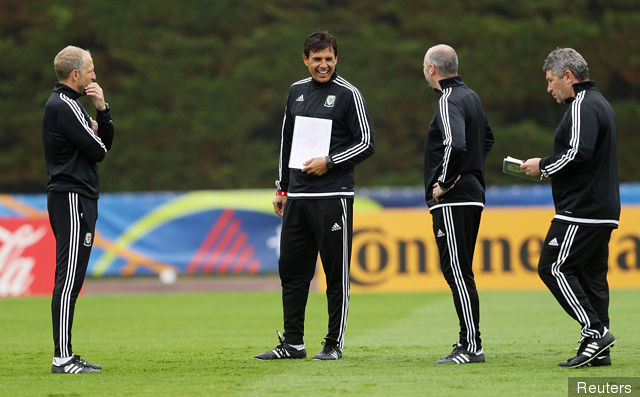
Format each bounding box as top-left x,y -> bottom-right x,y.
303,31 -> 338,58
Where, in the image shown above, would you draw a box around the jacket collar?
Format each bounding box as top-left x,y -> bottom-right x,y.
311,70 -> 339,87
53,82 -> 82,100
566,80 -> 595,103
434,75 -> 464,95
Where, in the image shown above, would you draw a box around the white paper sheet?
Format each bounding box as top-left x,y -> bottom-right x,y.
288,116 -> 332,169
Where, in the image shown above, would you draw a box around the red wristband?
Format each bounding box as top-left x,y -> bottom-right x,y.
276,190 -> 287,196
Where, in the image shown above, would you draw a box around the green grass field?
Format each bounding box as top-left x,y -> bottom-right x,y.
1,289 -> 638,396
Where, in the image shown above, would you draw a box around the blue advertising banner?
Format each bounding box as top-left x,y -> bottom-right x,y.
0,191 -> 286,277
1,184 -> 639,283
0,190 -> 381,279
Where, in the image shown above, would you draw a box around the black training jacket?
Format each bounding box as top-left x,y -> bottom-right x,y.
423,76 -> 494,210
276,71 -> 374,199
540,81 -> 620,227
42,83 -> 114,199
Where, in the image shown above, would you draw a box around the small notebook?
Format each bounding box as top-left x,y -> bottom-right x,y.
502,156 -> 542,182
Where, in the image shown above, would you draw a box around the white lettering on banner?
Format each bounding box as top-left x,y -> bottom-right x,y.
0,224 -> 47,297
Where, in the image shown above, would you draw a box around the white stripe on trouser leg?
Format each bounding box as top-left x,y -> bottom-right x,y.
550,226 -> 590,329
553,226 -> 599,337
550,224 -> 599,337
59,193 -> 80,358
61,193 -> 80,357
442,207 -> 477,353
337,198 -> 349,349
442,207 -> 476,352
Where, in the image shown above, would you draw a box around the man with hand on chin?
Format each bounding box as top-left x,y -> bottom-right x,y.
43,45 -> 114,374
256,31 -> 374,361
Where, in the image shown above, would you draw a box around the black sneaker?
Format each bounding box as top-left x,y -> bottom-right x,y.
558,331 -> 615,368
254,331 -> 306,360
75,355 -> 102,370
313,341 -> 342,360
434,343 -> 485,364
587,349 -> 612,367
51,355 -> 101,374
565,337 -> 612,367
560,337 -> 589,367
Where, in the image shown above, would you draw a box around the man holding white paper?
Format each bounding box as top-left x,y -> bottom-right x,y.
255,31 -> 374,361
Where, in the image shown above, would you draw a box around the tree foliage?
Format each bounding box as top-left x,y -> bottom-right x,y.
1,0 -> 638,192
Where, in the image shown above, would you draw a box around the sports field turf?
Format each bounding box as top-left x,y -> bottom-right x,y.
1,289 -> 638,396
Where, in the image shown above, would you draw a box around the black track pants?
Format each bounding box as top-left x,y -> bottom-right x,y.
537,221 -> 613,338
279,198 -> 353,349
431,205 -> 483,353
48,192 -> 97,358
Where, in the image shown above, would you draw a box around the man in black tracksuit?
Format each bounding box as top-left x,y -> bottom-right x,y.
43,46 -> 114,374
255,31 -> 374,361
521,48 -> 619,368
422,44 -> 494,364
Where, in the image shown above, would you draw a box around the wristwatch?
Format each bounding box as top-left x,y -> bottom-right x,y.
97,102 -> 110,113
325,155 -> 334,169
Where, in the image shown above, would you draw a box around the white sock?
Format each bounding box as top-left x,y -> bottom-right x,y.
289,343 -> 305,350
52,356 -> 73,366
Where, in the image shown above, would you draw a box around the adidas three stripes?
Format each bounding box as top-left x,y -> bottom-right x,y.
279,198 -> 353,349
431,205 -> 483,353
537,221 -> 613,337
48,192 -> 98,359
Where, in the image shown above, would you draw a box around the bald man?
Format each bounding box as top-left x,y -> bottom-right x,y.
422,44 -> 494,364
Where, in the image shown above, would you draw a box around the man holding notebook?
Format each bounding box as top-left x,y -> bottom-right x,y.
255,31 -> 374,361
521,48 -> 619,368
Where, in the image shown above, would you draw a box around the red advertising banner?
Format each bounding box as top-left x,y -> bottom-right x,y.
0,218 -> 55,297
